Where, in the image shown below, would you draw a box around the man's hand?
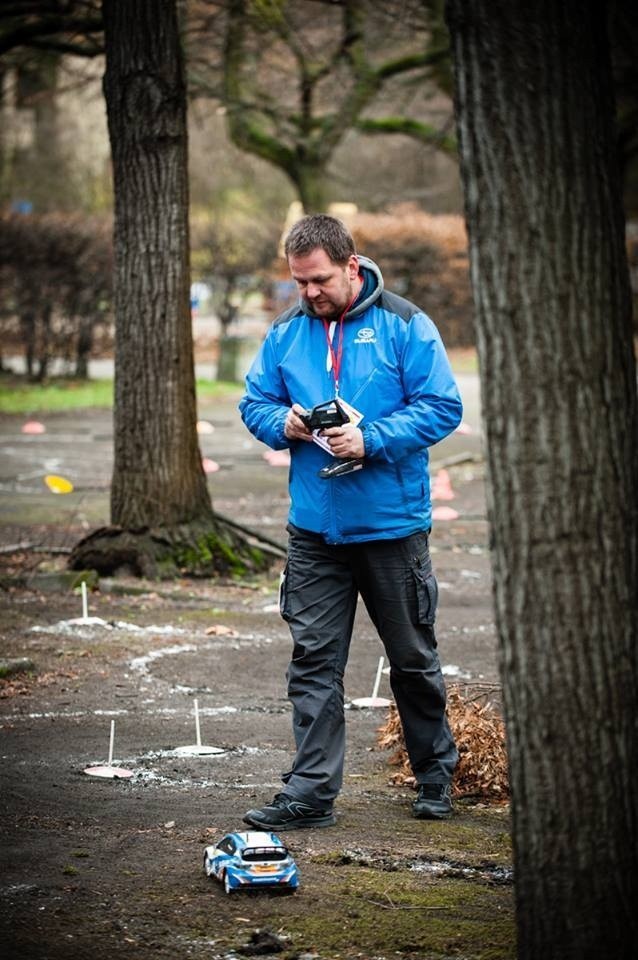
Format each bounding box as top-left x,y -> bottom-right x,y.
322,424 -> 365,459
284,403 -> 313,442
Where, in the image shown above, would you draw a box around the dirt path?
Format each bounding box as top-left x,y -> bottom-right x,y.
0,388 -> 514,960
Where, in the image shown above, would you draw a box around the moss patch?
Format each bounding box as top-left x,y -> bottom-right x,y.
174,531 -> 256,578
261,867 -> 515,959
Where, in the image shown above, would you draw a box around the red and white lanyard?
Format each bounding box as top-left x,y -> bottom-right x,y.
321,291 -> 358,397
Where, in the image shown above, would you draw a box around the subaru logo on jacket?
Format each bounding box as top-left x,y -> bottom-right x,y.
239,257 -> 463,544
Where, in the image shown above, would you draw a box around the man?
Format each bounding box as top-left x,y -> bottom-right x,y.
239,214 -> 462,829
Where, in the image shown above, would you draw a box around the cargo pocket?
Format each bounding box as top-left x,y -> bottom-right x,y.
413,567 -> 438,626
278,564 -> 290,621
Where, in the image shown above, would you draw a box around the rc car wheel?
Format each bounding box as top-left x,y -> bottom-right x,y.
223,871 -> 233,895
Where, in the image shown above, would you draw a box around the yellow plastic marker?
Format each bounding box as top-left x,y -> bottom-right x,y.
44,474 -> 74,494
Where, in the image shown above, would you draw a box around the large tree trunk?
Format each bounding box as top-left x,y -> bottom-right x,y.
70,0 -> 270,579
293,160 -> 330,214
102,0 -> 207,529
446,2 -> 638,958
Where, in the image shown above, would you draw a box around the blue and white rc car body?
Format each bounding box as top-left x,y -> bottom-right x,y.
203,831 -> 299,894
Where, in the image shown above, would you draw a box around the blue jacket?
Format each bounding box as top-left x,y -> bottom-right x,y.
239,257 -> 462,543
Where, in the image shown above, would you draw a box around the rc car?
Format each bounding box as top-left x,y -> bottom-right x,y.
203,831 -> 299,894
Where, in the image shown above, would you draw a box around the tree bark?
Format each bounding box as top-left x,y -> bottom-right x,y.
102,0 -> 209,530
74,314 -> 93,380
68,0 -> 269,578
446,2 -> 638,958
293,160 -> 330,214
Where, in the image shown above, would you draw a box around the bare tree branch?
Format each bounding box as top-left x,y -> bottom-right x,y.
26,36 -> 104,56
0,14 -> 103,56
356,116 -> 456,155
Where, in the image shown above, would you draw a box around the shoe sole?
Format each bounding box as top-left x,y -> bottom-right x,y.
412,809 -> 453,820
242,813 -> 336,830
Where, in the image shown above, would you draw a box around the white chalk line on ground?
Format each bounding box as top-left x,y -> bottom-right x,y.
0,704 -> 239,722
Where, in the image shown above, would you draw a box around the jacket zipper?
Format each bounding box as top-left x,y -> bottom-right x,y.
327,475 -> 339,543
348,368 -> 379,407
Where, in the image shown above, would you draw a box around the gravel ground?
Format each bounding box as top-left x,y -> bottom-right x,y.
0,382 -> 515,960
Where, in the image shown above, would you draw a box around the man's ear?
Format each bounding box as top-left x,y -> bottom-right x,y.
347,254 -> 360,279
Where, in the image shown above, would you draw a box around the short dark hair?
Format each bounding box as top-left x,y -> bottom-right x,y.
284,214 -> 355,265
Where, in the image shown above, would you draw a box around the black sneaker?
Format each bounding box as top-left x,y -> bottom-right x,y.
412,782 -> 453,820
243,793 -> 336,830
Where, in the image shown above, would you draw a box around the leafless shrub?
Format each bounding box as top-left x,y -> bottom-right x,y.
0,213 -> 113,379
352,203 -> 474,347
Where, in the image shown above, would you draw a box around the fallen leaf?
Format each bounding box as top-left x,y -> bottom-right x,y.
197,420 -> 215,434
455,421 -> 474,435
432,506 -> 459,521
263,449 -> 290,467
205,624 -> 238,637
22,420 -> 46,434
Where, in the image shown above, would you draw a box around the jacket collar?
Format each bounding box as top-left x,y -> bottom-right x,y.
298,255 -> 384,321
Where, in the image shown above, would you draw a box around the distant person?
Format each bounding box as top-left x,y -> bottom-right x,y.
239,214 -> 462,828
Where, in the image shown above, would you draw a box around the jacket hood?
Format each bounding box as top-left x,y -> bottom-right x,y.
299,255 -> 384,321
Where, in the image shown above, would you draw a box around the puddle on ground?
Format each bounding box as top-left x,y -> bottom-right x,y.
324,848 -> 513,885
410,858 -> 513,884
3,708 -> 129,721
441,663 -> 472,679
130,770 -> 281,791
0,883 -> 41,899
2,703 -> 291,723
31,620 -> 189,637
123,751 -> 281,791
134,744 -> 266,762
151,705 -> 238,716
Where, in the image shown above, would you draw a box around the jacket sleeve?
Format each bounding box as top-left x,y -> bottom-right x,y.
360,312 -> 462,462
238,331 -> 292,450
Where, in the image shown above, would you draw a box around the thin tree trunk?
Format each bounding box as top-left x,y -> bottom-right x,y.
102,0 -> 210,530
32,53 -> 63,210
20,310 -> 35,379
75,314 -> 93,380
35,303 -> 51,383
446,2 -> 638,958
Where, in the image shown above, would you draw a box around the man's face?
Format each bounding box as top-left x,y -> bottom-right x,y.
288,248 -> 360,320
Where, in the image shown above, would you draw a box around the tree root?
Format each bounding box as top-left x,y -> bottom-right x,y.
68,513 -> 283,579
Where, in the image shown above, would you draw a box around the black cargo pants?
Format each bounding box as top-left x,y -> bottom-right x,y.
279,524 -> 458,806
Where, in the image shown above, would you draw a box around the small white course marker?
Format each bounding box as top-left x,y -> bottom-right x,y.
84,719 -> 134,779
65,580 -> 108,628
351,655 -> 392,709
81,581 -> 89,621
174,699 -> 226,756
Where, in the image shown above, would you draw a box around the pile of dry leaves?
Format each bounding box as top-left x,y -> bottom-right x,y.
377,683 -> 510,802
0,668 -> 80,700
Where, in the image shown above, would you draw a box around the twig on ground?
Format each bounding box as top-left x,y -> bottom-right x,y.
0,543 -> 71,555
361,898 -> 447,911
214,511 -> 287,558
